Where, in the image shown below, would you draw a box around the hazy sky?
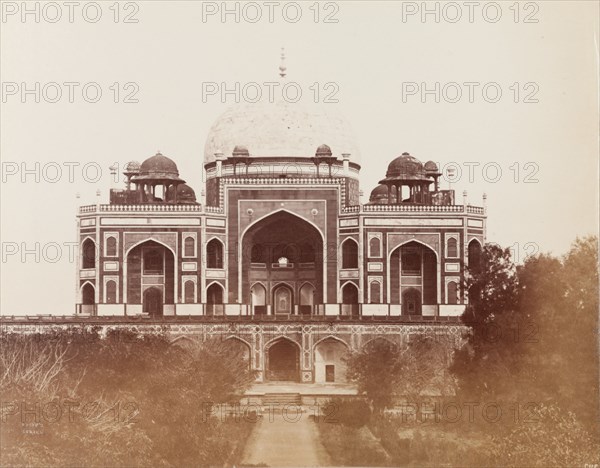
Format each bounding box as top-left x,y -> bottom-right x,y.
1,1 -> 598,315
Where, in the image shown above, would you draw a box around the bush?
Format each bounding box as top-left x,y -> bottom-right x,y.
316,421 -> 390,466
323,397 -> 371,428
0,330 -> 256,467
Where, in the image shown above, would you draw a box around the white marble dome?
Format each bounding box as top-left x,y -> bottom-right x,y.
203,100 -> 361,165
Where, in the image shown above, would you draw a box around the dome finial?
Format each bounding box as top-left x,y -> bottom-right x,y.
279,47 -> 287,78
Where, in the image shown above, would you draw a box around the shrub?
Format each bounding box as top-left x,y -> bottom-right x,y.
323,397 -> 371,428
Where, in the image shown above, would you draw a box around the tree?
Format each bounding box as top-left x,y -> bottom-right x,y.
0,329 -> 257,467
452,243 -> 524,401
346,333 -> 454,418
346,339 -> 403,415
451,236 -> 599,464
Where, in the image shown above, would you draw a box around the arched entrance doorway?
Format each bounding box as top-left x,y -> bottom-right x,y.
402,288 -> 421,315
390,241 -> 437,314
266,339 -> 299,381
314,338 -> 349,383
251,283 -> 267,315
80,283 -> 95,314
126,240 -> 175,314
224,338 -> 251,371
341,282 -> 359,316
243,211 -> 323,315
206,283 -> 224,315
143,287 -> 163,316
299,283 -> 315,315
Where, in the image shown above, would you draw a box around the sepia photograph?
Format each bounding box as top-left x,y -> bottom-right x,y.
0,1 -> 598,466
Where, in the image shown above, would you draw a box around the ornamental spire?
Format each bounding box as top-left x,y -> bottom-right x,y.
278,47 -> 287,78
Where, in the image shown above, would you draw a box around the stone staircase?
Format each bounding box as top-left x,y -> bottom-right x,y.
261,393 -> 302,407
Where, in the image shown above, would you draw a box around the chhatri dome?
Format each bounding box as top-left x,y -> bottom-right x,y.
203,51 -> 361,165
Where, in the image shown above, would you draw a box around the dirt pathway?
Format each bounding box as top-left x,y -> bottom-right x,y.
240,409 -> 331,467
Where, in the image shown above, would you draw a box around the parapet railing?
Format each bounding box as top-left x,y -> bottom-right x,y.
220,177 -> 345,185
79,202 -> 484,216
342,204 -> 485,214
0,314 -> 465,325
79,204 -> 205,214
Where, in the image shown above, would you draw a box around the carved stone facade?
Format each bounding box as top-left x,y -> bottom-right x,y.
0,321 -> 468,383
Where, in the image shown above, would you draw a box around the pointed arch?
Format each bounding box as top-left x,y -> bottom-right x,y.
240,209 -> 325,244
81,237 -> 96,269
224,335 -> 253,349
250,282 -> 267,315
265,336 -> 301,382
389,238 -> 439,261
206,238 -> 224,269
468,238 -> 483,272
314,336 -> 350,383
388,239 -> 440,306
183,236 -> 195,257
446,237 -> 458,258
340,281 -> 359,303
447,280 -> 459,304
264,335 -> 302,351
369,236 -> 382,257
362,336 -> 398,350
105,280 -> 117,304
183,280 -> 196,303
240,209 -> 325,307
124,239 -> 176,307
124,237 -> 177,258
272,283 -> 293,314
206,281 -> 224,302
80,281 -> 95,305
369,279 -> 382,304
341,237 -> 359,269
105,236 -> 117,257
169,336 -> 195,347
313,335 -> 351,351
223,336 -> 252,369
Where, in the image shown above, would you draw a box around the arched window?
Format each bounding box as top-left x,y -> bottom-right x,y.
341,282 -> 359,316
447,237 -> 458,258
184,237 -> 195,257
184,280 -> 195,303
447,281 -> 458,304
342,239 -> 358,269
106,280 -> 117,304
342,283 -> 359,304
82,283 -> 95,305
206,283 -> 224,316
369,237 -> 381,257
369,280 -> 381,304
251,283 -> 266,313
143,248 -> 163,274
207,239 -> 223,269
468,240 -> 482,272
82,239 -> 96,269
106,237 -> 117,257
273,284 -> 293,314
206,283 -> 223,304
